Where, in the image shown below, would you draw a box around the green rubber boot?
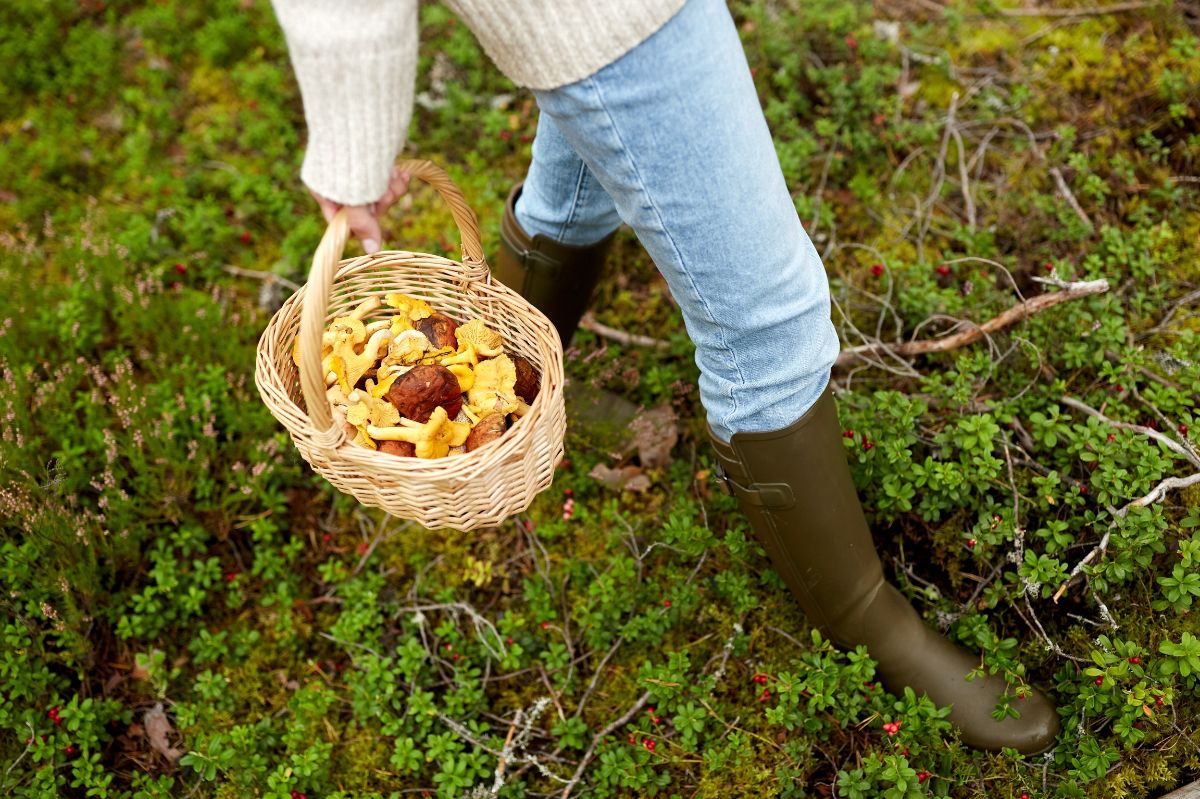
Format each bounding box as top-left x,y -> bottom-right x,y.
708,385 -> 1061,754
494,181 -> 617,347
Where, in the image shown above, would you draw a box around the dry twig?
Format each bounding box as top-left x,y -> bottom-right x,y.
579,312 -> 670,350
995,1 -> 1156,17
835,278 -> 1109,368
560,690 -> 653,799
1059,396 -> 1200,469
1052,472 -> 1200,602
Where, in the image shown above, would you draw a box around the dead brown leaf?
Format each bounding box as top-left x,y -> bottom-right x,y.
589,463 -> 652,493
143,703 -> 184,762
629,405 -> 678,469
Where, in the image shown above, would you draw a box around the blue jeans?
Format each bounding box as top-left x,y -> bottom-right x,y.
516,0 -> 839,444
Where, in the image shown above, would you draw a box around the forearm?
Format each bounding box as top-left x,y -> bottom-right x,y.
271,0 -> 418,205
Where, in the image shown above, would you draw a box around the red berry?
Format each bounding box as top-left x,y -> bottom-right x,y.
225,571 -> 237,582
1107,433 -> 1115,442
239,231 -> 251,244
917,771 -> 931,783
651,715 -> 661,724
845,34 -> 858,49
936,264 -> 951,277
862,439 -> 874,451
505,636 -> 513,644
758,688 -> 771,702
967,538 -> 976,548
499,130 -> 512,141
627,733 -> 636,744
1129,656 -> 1140,665
1078,485 -> 1087,494
643,738 -> 656,751
1181,424 -> 1190,436
443,643 -> 452,650
322,533 -> 332,543
662,599 -> 671,608
1094,676 -> 1104,686
451,653 -> 460,660
1156,696 -> 1164,706
63,745 -> 77,756
563,488 -> 573,496
47,707 -> 62,725
1020,794 -> 1030,799
843,429 -> 855,438
290,792 -> 308,799
870,263 -> 885,277
541,621 -> 550,629
173,263 -> 187,275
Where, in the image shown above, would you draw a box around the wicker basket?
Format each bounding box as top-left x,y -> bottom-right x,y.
254,159 -> 566,531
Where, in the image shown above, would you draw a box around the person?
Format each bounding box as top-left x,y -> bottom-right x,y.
270,0 -> 1060,754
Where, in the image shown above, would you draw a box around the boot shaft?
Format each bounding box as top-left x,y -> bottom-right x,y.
707,386 -> 885,646
494,182 -> 616,346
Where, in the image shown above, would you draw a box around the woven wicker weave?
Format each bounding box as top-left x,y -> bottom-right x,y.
255,159 -> 566,531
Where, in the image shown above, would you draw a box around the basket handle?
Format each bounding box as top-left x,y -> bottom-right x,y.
298,159 -> 489,436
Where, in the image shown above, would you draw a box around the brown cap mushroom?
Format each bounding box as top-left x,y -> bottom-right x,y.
384,364 -> 463,423
416,313 -> 459,350
510,354 -> 541,404
465,412 -> 508,452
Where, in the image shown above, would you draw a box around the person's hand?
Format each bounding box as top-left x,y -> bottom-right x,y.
308,164 -> 411,254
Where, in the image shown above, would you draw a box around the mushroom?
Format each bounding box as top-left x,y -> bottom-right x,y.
455,319 -> 504,358
340,390 -> 401,450
386,293 -> 434,334
368,405 -> 471,459
293,297 -> 381,373
467,353 -> 520,415
384,329 -> 434,367
329,327 -> 393,392
322,316 -> 365,348
510,354 -> 541,403
415,313 -> 459,350
445,363 -> 475,392
378,440 -> 416,457
384,364 -> 463,423
465,412 -> 508,452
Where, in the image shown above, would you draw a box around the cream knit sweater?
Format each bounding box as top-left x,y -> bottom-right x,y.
270,0 -> 688,205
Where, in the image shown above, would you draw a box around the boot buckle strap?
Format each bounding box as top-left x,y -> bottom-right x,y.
713,463 -> 794,509
513,244 -> 563,277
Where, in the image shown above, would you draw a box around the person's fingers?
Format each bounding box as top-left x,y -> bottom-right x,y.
375,168 -> 411,216
308,188 -> 340,225
343,205 -> 383,254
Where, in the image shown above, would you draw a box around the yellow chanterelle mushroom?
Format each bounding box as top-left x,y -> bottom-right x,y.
385,293 -> 434,335
454,319 -> 504,358
367,405 -> 471,459
467,354 -> 520,415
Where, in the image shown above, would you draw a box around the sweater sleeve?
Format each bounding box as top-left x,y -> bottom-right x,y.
270,0 -> 418,205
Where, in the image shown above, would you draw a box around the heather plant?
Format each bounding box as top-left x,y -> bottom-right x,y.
2,0 -> 1199,797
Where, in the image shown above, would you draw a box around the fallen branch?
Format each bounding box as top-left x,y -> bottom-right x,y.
579,312 -> 670,350
1052,472 -> 1200,602
1059,396 -> 1200,469
835,277 -> 1109,368
221,264 -> 301,292
995,1 -> 1156,16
